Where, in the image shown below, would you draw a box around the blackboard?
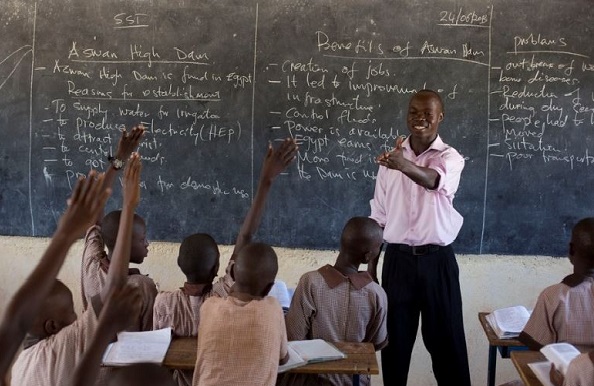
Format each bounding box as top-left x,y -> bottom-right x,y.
1,0 -> 593,256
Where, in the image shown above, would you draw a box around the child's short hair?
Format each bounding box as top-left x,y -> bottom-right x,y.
572,217 -> 594,262
177,233 -> 220,283
340,217 -> 383,255
234,242 -> 278,293
101,210 -> 145,250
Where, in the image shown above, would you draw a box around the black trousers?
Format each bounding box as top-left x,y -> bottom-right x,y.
380,244 -> 471,386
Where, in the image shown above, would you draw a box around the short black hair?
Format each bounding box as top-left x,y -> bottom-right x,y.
177,233 -> 220,283
101,210 -> 145,251
415,89 -> 444,112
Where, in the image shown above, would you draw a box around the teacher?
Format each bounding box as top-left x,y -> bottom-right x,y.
368,89 -> 471,386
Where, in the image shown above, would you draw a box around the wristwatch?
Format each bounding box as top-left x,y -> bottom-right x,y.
108,155 -> 125,170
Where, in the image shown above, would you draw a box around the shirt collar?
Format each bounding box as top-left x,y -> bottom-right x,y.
181,282 -> 211,297
561,272 -> 594,287
317,264 -> 373,290
402,134 -> 446,154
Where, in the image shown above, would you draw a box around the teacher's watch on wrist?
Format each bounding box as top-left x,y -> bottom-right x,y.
108,155 -> 125,170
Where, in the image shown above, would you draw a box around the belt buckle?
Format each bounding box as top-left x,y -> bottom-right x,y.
411,245 -> 427,255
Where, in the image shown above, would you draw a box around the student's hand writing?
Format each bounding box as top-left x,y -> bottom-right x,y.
376,136 -> 407,171
261,138 -> 298,180
549,363 -> 564,386
115,124 -> 145,161
57,170 -> 111,238
123,153 -> 142,208
101,284 -> 142,332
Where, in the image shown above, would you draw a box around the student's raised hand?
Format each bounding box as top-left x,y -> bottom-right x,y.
376,136 -> 406,171
57,170 -> 111,238
123,153 -> 142,208
115,124 -> 145,161
261,138 -> 298,180
101,284 -> 142,332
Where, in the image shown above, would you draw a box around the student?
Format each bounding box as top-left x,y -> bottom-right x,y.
80,125 -> 157,332
154,138 -> 297,386
551,352 -> 594,386
10,154 -> 144,386
0,171 -> 110,386
280,216 -> 388,386
69,283 -> 146,386
368,89 -> 470,386
192,242 -> 289,386
518,217 -> 594,350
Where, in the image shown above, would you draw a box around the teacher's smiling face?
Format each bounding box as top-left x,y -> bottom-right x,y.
406,91 -> 444,144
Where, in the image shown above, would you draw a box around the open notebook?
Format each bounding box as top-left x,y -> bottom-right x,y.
278,339 -> 346,373
102,327 -> 172,366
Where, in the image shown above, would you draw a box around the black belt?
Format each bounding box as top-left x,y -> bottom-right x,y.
393,243 -> 441,256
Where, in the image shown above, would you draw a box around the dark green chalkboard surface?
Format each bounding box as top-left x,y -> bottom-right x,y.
1,0 -> 592,255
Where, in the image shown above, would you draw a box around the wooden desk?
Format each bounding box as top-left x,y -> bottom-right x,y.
163,337 -> 379,386
478,312 -> 528,386
510,350 -> 547,386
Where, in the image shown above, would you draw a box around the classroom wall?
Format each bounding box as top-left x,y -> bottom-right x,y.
0,235 -> 570,386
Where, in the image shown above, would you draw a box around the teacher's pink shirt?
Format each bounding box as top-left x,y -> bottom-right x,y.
370,135 -> 464,246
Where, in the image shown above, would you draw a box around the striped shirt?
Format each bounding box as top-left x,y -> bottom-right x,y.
281,265 -> 388,386
522,274 -> 594,350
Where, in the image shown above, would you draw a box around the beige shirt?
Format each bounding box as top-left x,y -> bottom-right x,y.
153,262 -> 234,386
522,274 -> 594,349
192,296 -> 288,386
280,265 -> 388,386
81,225 -> 157,331
565,352 -> 594,386
11,307 -> 98,386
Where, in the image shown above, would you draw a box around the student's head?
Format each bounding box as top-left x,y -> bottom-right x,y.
177,233 -> 220,284
108,363 -> 176,386
102,210 -> 149,264
31,280 -> 77,338
569,217 -> 594,269
232,242 -> 278,297
407,89 -> 444,142
339,217 -> 384,265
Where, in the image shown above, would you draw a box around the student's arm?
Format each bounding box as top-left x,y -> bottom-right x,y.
69,284 -> 142,386
0,172 -> 111,382
230,138 -> 297,260
94,125 -> 144,225
100,153 -> 142,303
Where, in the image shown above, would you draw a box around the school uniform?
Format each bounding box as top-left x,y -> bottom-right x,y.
280,264 -> 388,386
521,274 -> 594,349
565,352 -> 594,386
153,264 -> 233,386
11,303 -> 99,386
81,225 -> 157,331
192,296 -> 288,386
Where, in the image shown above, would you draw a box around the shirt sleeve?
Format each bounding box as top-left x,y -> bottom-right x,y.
564,352 -> 594,386
521,289 -> 557,346
152,293 -> 170,331
80,225 -> 105,310
365,285 -> 389,350
279,308 -> 288,361
369,166 -> 387,227
284,275 -> 314,341
426,147 -> 465,196
211,259 -> 235,298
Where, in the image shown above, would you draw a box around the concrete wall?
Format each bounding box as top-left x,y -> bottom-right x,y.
0,235 -> 570,385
